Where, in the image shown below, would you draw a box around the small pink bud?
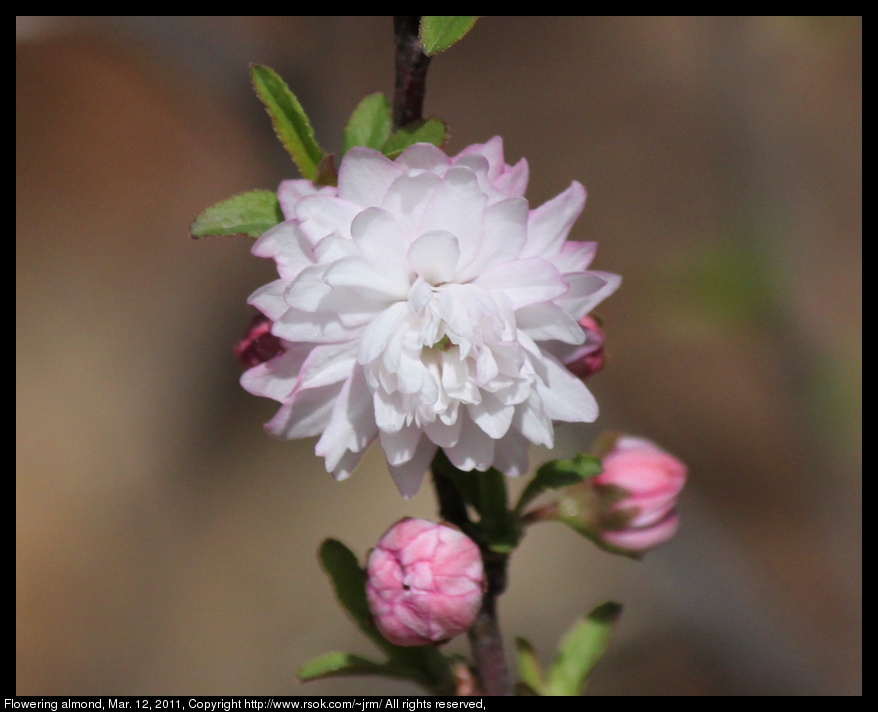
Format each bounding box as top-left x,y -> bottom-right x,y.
366,518 -> 485,647
563,315 -> 606,379
594,436 -> 687,552
234,313 -> 285,369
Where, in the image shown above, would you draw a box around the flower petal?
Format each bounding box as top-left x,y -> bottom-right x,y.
388,437 -> 438,498
379,423 -> 424,466
315,366 -> 378,471
456,198 -> 528,281
248,278 -> 290,321
252,221 -> 314,280
420,167 -> 488,268
552,240 -> 597,274
408,231 -> 461,285
492,429 -> 531,477
358,302 -> 410,364
240,343 -> 309,402
265,381 -> 345,439
381,172 -> 443,230
277,179 -> 336,219
558,271 -> 622,318
538,356 -> 599,423
467,391 -> 514,439
294,195 -> 360,244
297,340 -> 359,390
350,208 -> 409,265
515,302 -> 586,344
396,143 -> 453,173
272,307 -> 354,343
445,412 -> 495,471
522,181 -> 586,259
474,258 -> 567,309
338,147 -> 404,207
323,257 -> 411,302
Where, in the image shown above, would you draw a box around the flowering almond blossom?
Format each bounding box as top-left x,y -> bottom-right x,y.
242,137 -> 620,496
366,518 -> 484,646
594,436 -> 687,552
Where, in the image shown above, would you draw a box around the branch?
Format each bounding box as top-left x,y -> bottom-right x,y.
393,16 -> 432,130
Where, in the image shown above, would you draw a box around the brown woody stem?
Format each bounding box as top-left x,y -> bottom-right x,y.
393,16 -> 432,130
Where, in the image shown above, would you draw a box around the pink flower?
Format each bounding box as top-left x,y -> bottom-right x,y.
242,137 -> 620,496
594,436 -> 687,552
366,518 -> 484,647
234,313 -> 286,369
561,315 -> 605,380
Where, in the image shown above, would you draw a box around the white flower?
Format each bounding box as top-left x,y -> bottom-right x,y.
242,137 -> 620,497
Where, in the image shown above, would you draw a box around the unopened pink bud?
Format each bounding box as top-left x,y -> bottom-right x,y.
234,313 -> 285,369
595,436 -> 687,552
563,315 -> 606,380
366,518 -> 485,647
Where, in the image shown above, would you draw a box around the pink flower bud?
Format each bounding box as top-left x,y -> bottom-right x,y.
366,518 -> 485,647
563,315 -> 606,380
594,436 -> 687,552
234,313 -> 285,369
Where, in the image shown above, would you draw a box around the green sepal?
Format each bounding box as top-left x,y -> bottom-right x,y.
315,154 -> 338,188
542,602 -> 623,696
557,517 -> 644,560
342,93 -> 393,155
250,64 -> 323,180
515,637 -> 545,693
382,118 -> 449,158
419,16 -> 480,55
189,190 -> 283,239
515,453 -> 603,516
554,486 -> 643,560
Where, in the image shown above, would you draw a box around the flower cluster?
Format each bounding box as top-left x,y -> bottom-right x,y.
242,137 -> 620,496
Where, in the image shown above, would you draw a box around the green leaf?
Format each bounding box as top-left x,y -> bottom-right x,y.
342,93 -> 392,154
515,453 -> 603,515
543,602 -> 622,696
318,539 -> 390,652
189,190 -> 284,239
419,16 -> 480,55
299,651 -> 394,682
382,118 -> 448,158
515,637 -> 545,693
250,64 -> 323,180
299,651 -> 452,692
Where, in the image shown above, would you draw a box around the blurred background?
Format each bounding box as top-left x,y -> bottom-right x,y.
16,16 -> 861,696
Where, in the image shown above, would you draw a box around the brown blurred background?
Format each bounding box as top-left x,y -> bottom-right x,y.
16,17 -> 861,695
